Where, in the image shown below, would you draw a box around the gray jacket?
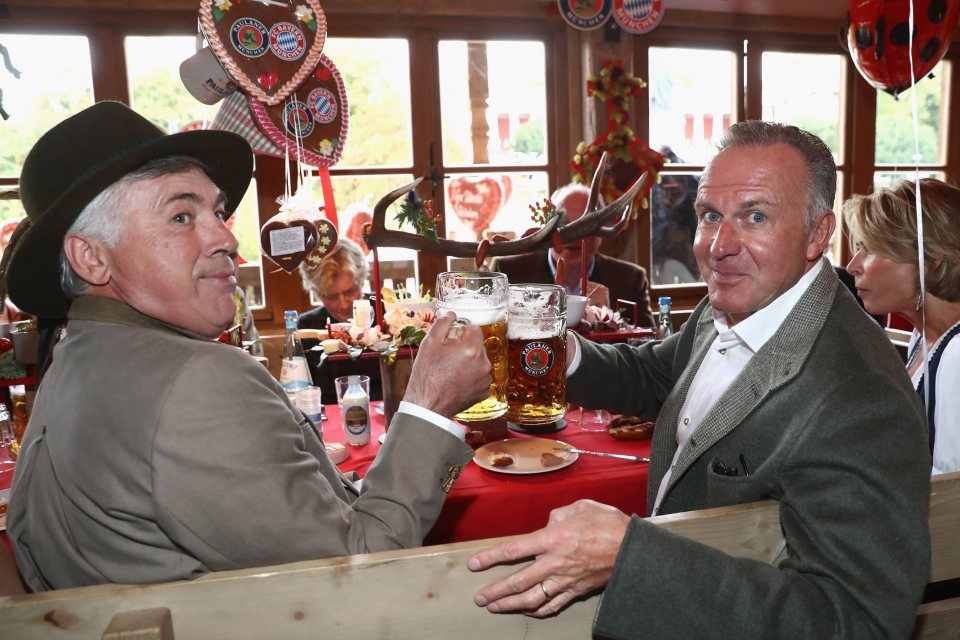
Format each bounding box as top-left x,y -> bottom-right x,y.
569,262 -> 931,639
9,295 -> 472,591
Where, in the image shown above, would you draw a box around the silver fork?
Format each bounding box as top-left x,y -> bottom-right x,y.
556,446 -> 649,463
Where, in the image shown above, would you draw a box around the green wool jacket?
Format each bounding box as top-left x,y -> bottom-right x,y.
568,260 -> 931,639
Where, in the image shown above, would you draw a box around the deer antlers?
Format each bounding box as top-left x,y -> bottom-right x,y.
362,152 -> 649,258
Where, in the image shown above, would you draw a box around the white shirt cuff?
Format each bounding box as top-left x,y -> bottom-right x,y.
566,331 -> 582,376
397,401 -> 465,441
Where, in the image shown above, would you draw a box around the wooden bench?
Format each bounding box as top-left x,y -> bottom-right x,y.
1,472 -> 957,639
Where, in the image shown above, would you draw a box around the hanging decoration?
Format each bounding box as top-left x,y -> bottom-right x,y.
570,57 -> 664,211
613,0 -> 665,34
556,0 -> 613,30
198,0 -> 327,105
447,176 -> 504,238
259,189 -> 337,273
210,91 -> 286,157
844,0 -> 960,96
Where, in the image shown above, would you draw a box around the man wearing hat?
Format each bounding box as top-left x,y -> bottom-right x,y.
6,102 -> 490,590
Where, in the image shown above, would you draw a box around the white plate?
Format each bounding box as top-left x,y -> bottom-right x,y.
474,438 -> 578,475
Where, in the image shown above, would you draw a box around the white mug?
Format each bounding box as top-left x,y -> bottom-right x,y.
179,47 -> 237,105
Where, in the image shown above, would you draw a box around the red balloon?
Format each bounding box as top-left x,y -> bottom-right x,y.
846,0 -> 960,96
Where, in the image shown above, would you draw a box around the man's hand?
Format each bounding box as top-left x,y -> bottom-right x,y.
586,281 -> 610,308
467,500 -> 630,617
403,312 -> 492,418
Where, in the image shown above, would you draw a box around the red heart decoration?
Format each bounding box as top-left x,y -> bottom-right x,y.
447,176 -> 503,237
315,65 -> 331,81
259,216 -> 319,273
258,72 -> 279,89
248,54 -> 349,168
199,0 -> 327,105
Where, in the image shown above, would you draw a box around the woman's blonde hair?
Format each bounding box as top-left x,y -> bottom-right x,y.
842,178 -> 960,302
299,236 -> 369,297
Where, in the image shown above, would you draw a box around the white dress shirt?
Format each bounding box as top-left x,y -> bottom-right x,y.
650,260 -> 824,514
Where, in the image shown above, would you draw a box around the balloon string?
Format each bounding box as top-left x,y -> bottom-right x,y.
907,0 -> 929,411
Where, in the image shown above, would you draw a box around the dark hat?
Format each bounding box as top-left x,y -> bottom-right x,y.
7,101 -> 253,317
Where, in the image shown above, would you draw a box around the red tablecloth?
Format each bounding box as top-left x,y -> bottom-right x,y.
327,404 -> 651,544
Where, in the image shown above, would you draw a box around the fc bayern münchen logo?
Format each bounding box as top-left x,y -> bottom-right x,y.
521,342 -> 554,377
283,101 -> 314,137
557,0 -> 613,31
613,0 -> 664,35
230,18 -> 269,58
270,22 -> 306,61
307,87 -> 338,124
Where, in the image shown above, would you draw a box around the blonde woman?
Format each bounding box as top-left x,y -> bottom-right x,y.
844,178 -> 960,474
298,237 -> 371,328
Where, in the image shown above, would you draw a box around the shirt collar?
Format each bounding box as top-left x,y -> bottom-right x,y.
713,258 -> 825,353
547,251 -> 596,295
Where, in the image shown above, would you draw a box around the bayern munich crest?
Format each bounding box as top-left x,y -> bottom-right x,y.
230,18 -> 269,58
270,22 -> 306,61
283,101 -> 314,137
520,342 -> 555,377
613,0 -> 665,34
557,0 -> 613,31
307,87 -> 338,124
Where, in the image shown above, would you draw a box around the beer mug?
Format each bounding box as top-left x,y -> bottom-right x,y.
435,271 -> 509,422
505,284 -> 567,426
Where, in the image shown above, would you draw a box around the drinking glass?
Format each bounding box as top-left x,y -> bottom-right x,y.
435,272 -> 509,422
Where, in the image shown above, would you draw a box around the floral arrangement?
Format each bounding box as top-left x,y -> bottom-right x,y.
528,197 -> 559,225
579,305 -> 628,332
393,189 -> 439,241
570,57 -> 666,210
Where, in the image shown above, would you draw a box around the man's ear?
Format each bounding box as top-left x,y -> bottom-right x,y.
806,211 -> 836,261
62,235 -> 111,286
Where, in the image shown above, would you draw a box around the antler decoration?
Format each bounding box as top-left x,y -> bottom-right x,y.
362,153 -> 648,258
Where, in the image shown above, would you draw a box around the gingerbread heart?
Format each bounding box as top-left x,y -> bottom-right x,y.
260,216 -> 319,273
248,54 -> 349,168
447,175 -> 503,236
199,0 -> 327,106
303,218 -> 340,269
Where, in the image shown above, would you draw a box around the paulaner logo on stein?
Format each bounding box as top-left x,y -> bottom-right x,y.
179,47 -> 239,105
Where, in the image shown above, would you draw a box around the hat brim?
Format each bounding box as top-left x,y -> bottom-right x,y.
8,128 -> 253,318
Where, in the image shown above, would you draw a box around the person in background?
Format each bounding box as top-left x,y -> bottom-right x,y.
6,102 -> 491,591
468,121 -> 930,638
844,177 -> 960,475
298,237 -> 371,328
491,183 -> 655,327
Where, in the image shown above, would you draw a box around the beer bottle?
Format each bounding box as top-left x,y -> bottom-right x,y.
657,296 -> 674,340
279,310 -> 313,397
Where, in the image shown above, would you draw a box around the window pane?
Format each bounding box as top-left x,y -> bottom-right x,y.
762,52 -> 844,157
230,178 -> 264,307
0,34 -> 94,177
873,170 -> 944,188
126,36 -> 218,133
648,48 -> 736,165
304,173 -> 418,293
322,38 -> 412,168
444,171 -> 549,242
827,171 -> 844,267
439,40 -> 548,167
874,61 -> 948,165
650,172 -> 702,285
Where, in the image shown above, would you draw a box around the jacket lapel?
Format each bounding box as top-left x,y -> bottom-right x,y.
665,262 -> 838,491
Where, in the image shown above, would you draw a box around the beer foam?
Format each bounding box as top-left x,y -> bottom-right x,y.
507,318 -> 557,340
436,298 -> 506,326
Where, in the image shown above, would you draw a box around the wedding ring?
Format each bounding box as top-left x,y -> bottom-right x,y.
446,318 -> 470,340
540,581 -> 552,599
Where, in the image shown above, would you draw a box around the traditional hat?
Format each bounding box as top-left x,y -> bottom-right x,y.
7,101 -> 253,317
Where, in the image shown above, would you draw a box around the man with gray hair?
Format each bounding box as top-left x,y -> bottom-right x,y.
7,102 -> 491,590
469,121 -> 931,638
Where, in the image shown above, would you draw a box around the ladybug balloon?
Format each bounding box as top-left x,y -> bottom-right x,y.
846,0 -> 960,96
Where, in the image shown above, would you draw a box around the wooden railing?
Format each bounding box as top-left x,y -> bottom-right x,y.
1,473 -> 958,639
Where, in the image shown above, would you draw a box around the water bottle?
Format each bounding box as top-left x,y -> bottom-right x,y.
657,296 -> 674,340
279,310 -> 313,397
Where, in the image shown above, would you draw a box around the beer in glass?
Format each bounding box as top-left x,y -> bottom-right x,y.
435,271 -> 509,422
506,284 -> 566,425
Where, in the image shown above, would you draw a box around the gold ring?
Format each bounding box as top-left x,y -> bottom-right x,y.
540,582 -> 551,599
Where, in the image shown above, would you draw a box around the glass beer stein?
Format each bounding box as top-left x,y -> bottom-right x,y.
505,284 -> 567,426
435,271 -> 509,422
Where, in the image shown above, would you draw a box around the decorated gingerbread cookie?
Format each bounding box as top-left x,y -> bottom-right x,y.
199,0 -> 327,106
